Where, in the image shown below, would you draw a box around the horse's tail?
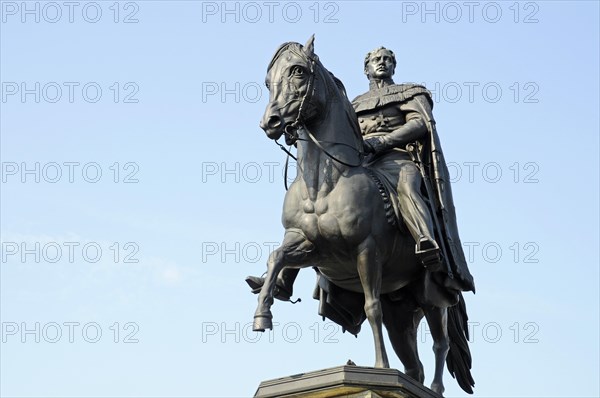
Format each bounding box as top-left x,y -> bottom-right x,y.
446,292 -> 475,394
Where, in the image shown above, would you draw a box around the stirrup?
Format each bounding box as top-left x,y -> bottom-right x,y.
416,238 -> 443,272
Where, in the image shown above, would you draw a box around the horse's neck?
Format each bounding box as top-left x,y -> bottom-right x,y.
297,109 -> 360,201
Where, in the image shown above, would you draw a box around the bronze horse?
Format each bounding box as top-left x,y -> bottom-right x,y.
251,36 -> 474,395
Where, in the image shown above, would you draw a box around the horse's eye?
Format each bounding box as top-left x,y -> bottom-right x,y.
265,82 -> 270,89
291,66 -> 304,76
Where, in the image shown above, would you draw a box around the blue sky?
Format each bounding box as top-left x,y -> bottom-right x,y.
1,1 -> 599,397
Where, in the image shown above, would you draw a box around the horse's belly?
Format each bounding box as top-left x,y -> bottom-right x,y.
315,253 -> 361,292
381,269 -> 420,293
322,265 -> 421,294
320,267 -> 364,293
317,242 -> 421,295
380,249 -> 422,293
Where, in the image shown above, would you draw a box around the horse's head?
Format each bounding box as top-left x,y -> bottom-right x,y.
260,35 -> 330,143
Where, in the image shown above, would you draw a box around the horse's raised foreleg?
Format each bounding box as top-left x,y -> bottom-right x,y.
252,247 -> 284,332
253,229 -> 314,332
424,306 -> 449,395
357,236 -> 389,368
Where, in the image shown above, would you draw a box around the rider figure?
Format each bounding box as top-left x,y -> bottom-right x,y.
246,46 -> 474,300
354,46 -> 441,270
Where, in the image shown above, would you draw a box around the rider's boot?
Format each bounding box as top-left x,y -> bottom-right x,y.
245,268 -> 299,302
416,236 -> 443,272
395,173 -> 444,273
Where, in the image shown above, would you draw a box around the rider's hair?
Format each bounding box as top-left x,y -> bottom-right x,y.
364,47 -> 397,74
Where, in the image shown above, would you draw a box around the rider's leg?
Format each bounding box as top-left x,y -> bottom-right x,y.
396,162 -> 442,270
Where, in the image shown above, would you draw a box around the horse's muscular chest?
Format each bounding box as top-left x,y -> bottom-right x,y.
284,184 -> 355,243
299,198 -> 341,242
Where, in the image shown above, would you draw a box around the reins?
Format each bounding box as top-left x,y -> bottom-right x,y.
273,53 -> 364,190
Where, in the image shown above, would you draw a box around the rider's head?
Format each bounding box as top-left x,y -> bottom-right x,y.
364,47 -> 396,81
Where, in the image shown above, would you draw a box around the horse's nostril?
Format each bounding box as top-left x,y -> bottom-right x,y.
267,116 -> 282,129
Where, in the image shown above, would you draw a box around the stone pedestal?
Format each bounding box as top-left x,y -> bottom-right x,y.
254,366 -> 440,398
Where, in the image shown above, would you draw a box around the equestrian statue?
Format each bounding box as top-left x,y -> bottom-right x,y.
246,36 -> 476,395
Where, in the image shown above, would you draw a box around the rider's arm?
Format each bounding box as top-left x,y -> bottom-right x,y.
379,110 -> 426,149
363,107 -> 427,153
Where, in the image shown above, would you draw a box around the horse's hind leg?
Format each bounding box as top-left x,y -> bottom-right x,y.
382,298 -> 425,383
424,306 -> 449,395
253,230 -> 314,332
357,237 -> 389,368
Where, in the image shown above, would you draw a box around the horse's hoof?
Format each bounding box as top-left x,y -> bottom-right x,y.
430,382 -> 444,396
253,315 -> 273,332
374,360 -> 390,368
405,368 -> 424,383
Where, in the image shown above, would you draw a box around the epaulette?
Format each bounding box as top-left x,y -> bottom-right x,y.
352,83 -> 432,113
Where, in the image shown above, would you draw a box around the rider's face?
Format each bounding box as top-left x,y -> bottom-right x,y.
366,50 -> 395,80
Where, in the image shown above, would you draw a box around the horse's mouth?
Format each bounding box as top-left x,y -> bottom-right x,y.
283,123 -> 299,145
264,128 -> 282,140
262,118 -> 298,143
263,122 -> 298,145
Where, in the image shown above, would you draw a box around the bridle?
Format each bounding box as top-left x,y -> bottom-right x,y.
271,50 -> 364,189
279,52 -> 317,146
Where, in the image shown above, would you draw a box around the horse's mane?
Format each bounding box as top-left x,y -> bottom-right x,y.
267,42 -> 363,150
325,71 -> 364,148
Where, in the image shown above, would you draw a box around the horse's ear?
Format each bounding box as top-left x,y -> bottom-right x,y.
303,34 -> 315,57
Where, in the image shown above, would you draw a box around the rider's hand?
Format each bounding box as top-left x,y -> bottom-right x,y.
363,137 -> 387,154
